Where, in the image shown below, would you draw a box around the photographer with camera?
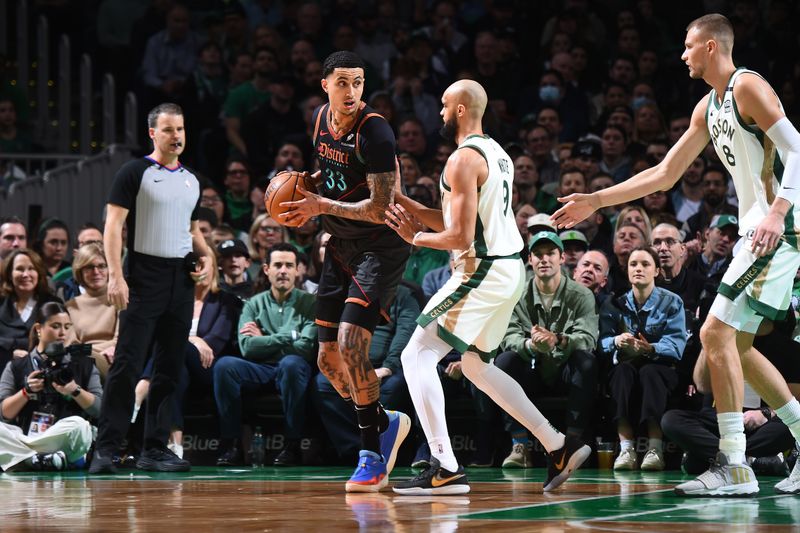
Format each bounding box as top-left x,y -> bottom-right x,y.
0,302 -> 101,471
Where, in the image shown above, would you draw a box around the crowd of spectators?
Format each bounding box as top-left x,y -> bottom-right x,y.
1,0 -> 800,471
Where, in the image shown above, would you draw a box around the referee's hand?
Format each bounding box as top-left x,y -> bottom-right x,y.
107,274 -> 129,310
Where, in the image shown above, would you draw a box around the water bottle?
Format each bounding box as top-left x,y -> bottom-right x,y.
251,426 -> 265,468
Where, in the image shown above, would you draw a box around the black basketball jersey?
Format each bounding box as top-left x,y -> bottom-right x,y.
312,102 -> 397,240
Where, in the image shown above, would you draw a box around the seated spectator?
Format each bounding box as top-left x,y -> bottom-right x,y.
196,208 -> 218,245
53,223 -> 104,299
217,239 -> 254,301
608,223 -> 647,297
222,156 -> 254,234
33,219 -> 71,279
572,249 -> 611,309
495,231 -> 598,467
670,156 -> 706,223
0,302 -> 102,471
686,214 -> 737,283
399,153 -> 422,188
214,244 -> 316,466
140,4 -> 199,102
314,282 -> 418,462
538,166 -> 585,215
210,224 -> 237,248
524,125 -> 560,185
663,321 -> 799,476
247,214 -> 288,281
64,243 -> 117,379
223,47 -> 277,157
652,223 -> 706,316
422,261 -> 452,302
0,249 -> 60,368
558,230 -> 589,277
615,205 -> 653,243
599,125 -> 632,183
682,166 -> 738,240
599,247 -> 687,471
570,139 -> 602,181
0,217 -> 27,262
139,253 -> 239,458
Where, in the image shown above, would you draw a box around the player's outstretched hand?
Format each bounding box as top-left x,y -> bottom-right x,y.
385,203 -> 423,244
280,188 -> 323,226
551,193 -> 600,229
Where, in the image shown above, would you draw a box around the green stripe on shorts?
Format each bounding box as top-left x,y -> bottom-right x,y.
747,295 -> 788,321
417,258 -> 493,328
436,325 -> 496,362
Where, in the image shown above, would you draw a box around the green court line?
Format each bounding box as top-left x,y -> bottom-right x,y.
463,486 -> 799,525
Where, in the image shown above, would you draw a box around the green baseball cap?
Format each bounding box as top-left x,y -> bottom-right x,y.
558,230 -> 589,250
528,230 -> 564,252
710,214 -> 738,229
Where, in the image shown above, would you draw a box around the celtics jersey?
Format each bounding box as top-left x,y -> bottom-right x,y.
441,134 -> 523,258
706,68 -> 800,244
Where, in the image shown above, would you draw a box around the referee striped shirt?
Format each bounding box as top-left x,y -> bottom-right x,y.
108,156 -> 200,258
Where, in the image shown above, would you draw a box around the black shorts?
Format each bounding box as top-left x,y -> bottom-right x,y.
316,231 -> 410,336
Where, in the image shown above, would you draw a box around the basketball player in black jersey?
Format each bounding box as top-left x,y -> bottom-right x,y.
281,51 -> 411,492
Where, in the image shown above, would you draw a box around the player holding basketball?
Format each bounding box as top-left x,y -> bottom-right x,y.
280,51 -> 411,492
553,14 -> 800,497
385,79 -> 590,495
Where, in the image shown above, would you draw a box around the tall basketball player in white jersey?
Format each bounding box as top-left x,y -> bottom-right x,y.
553,14 -> 800,497
385,79 -> 590,495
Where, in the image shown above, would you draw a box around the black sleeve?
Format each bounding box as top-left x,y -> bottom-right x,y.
108,159 -> 145,209
359,117 -> 397,174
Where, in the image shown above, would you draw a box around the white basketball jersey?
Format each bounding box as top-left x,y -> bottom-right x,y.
440,134 -> 524,258
706,68 -> 800,239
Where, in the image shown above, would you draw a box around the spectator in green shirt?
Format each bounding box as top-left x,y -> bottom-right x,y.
213,243 -> 317,467
495,231 -> 599,467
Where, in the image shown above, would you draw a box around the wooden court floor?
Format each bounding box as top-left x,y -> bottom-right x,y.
1,467 -> 799,532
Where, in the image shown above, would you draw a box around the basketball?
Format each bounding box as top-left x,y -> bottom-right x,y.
264,170 -> 312,227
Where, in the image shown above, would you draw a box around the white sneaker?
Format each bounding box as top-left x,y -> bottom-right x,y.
775,452 -> 800,494
674,452 -> 759,497
613,448 -> 638,470
168,442 -> 184,459
502,442 -> 532,468
640,448 -> 665,471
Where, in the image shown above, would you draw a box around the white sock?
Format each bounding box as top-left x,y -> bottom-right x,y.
620,439 -> 634,452
717,411 -> 746,464
648,438 -> 663,452
775,398 -> 800,443
401,326 -> 459,472
460,352 -> 565,453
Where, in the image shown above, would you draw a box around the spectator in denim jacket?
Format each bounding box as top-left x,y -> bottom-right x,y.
599,246 -> 687,472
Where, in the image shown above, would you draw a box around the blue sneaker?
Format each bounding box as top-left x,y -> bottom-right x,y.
379,410 -> 411,475
346,450 -> 388,493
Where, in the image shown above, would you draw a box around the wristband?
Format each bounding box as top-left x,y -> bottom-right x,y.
71,386 -> 82,398
412,231 -> 423,245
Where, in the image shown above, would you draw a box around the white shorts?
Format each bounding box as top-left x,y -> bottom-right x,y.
710,239 -> 800,333
417,255 -> 525,360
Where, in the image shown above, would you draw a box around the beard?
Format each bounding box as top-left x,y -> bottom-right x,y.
439,117 -> 458,141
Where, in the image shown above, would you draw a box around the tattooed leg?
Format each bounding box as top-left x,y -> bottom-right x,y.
317,341 -> 351,399
338,323 -> 379,406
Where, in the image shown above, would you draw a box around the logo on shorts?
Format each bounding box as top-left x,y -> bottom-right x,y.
746,229 -> 755,240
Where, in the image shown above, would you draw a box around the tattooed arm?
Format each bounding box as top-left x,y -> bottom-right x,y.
324,170 -> 396,224
279,171 -> 398,226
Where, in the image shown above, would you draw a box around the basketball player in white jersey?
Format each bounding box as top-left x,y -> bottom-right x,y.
553,14 -> 800,497
385,79 -> 590,495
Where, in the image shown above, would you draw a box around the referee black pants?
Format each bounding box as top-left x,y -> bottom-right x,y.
96,253 -> 193,451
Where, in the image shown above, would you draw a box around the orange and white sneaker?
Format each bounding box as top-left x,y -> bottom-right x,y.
345,450 -> 388,493
392,457 -> 470,495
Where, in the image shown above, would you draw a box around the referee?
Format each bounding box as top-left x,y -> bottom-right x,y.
89,103 -> 214,474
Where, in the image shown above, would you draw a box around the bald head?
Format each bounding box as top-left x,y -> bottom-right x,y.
444,79 -> 487,119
